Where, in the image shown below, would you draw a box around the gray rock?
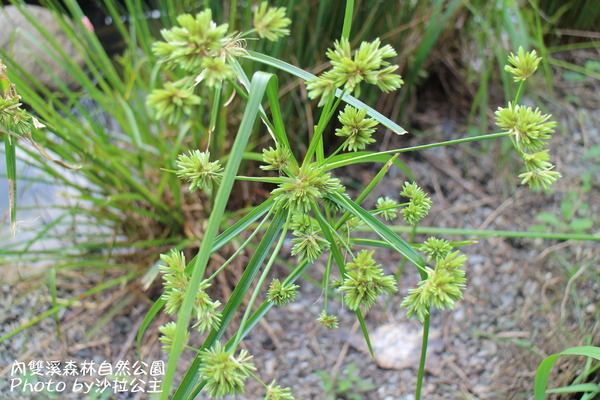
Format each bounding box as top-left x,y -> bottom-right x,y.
0,5 -> 85,91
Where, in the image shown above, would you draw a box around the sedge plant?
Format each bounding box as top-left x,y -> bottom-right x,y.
133,2 -> 566,399
1,0 -> 571,397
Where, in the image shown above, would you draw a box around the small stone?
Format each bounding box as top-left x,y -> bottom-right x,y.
0,5 -> 85,91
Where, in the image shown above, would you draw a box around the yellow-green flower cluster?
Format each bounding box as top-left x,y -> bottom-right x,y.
505,46 -> 541,82
253,2 -> 291,42
146,80 -> 201,125
192,287 -> 223,333
261,145 -> 292,172
317,310 -> 339,329
419,237 -> 453,263
335,105 -> 378,151
291,230 -> 330,263
307,38 -> 403,105
175,150 -> 223,192
272,164 -> 344,212
267,278 -> 300,306
153,10 -> 232,72
158,321 -> 189,353
400,182 -> 432,226
195,56 -> 236,87
401,251 -> 467,322
159,250 -> 221,333
159,250 -> 188,314
495,48 -> 561,191
199,341 -> 256,398
496,102 -> 556,153
375,196 -> 399,221
288,214 -> 329,263
339,250 -> 397,311
265,380 -> 295,400
1,60 -> 40,137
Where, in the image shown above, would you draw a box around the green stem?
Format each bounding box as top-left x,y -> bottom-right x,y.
205,207 -> 275,283
231,218 -> 289,351
513,80 -> 526,105
229,0 -> 237,31
234,175 -> 282,183
304,94 -> 336,164
341,0 -> 355,40
323,253 -> 334,311
415,309 -> 431,400
326,132 -> 511,169
394,224 -> 417,282
4,133 -> 16,232
369,225 -> 600,242
335,154 -> 399,228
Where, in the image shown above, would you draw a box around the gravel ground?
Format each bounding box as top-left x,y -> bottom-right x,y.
1,63 -> 599,399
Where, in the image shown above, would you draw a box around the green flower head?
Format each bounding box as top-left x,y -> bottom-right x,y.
518,166 -> 561,191
317,310 -> 339,329
253,2 -> 291,42
195,56 -> 235,87
159,250 -> 189,314
307,38 -> 402,105
267,278 -> 300,306
291,230 -> 330,263
505,46 -> 542,82
375,196 -> 399,221
521,150 -> 553,171
400,182 -> 432,226
272,164 -> 343,212
339,250 -> 398,311
261,145 -> 293,172
1,60 -> 42,137
158,322 -> 189,353
289,214 -> 316,234
192,284 -> 222,333
176,150 -> 223,192
153,10 -> 229,71
335,105 -> 378,151
265,380 -> 295,400
199,342 -> 256,397
420,237 -> 453,263
495,102 -> 556,153
147,80 -> 201,125
401,251 -> 467,322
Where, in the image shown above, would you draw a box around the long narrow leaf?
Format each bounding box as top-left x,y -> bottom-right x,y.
174,209 -> 288,400
312,200 -> 374,357
328,191 -> 426,276
534,346 -> 600,400
3,134 -> 17,231
136,197 -> 275,357
162,71 -> 281,399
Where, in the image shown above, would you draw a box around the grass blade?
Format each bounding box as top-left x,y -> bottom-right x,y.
328,191 -> 426,276
312,200 -> 374,357
173,209 -> 288,400
534,346 -> 600,400
3,134 -> 17,231
136,198 -> 275,357
161,70 -> 281,399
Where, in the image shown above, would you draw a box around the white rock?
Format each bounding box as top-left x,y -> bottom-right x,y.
0,5 -> 85,91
